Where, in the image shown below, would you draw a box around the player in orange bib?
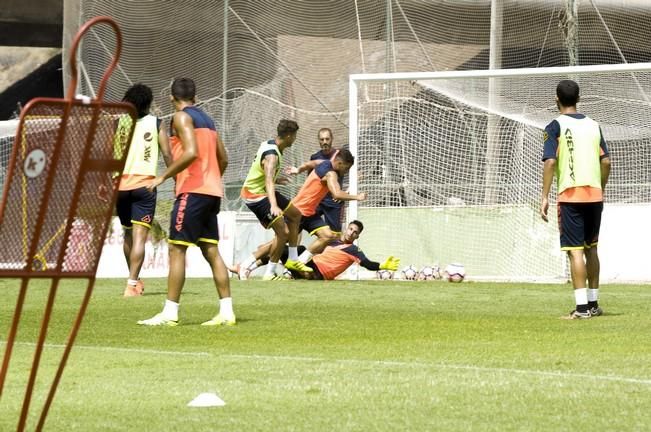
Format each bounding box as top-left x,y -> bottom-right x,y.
283,148 -> 366,273
138,78 -> 235,327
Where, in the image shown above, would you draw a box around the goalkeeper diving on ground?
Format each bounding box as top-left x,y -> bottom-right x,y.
230,220 -> 400,280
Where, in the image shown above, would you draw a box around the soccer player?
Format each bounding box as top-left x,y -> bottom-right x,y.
541,79 -> 611,320
305,127 -> 345,233
288,220 -> 400,280
238,119 -> 302,280
283,148 -> 366,272
138,78 -> 234,326
117,83 -> 171,297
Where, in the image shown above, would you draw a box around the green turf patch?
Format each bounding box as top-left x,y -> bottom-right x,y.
1,278 -> 650,431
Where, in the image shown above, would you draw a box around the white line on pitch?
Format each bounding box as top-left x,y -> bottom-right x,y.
223,354 -> 651,386
3,341 -> 649,386
0,341 -> 210,357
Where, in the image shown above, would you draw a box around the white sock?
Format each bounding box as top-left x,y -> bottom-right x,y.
162,300 -> 179,320
276,263 -> 287,275
298,250 -> 313,264
242,254 -> 256,270
127,279 -> 138,286
219,297 -> 234,319
264,262 -> 277,276
288,247 -> 298,261
588,288 -> 599,302
574,288 -> 588,307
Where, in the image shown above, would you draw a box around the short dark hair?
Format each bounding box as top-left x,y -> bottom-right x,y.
122,83 -> 152,118
335,148 -> 355,165
171,78 -> 196,102
350,220 -> 364,233
277,119 -> 299,137
318,127 -> 333,139
556,80 -> 580,107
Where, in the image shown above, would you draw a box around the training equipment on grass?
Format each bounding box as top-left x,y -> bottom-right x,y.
418,266 -> 439,281
0,17 -> 135,432
376,269 -> 394,280
401,265 -> 418,281
444,263 -> 466,283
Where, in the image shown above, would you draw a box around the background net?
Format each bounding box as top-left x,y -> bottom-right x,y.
352,67 -> 651,280
59,0 -> 651,232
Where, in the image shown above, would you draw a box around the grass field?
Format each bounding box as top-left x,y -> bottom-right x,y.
1,278 -> 650,431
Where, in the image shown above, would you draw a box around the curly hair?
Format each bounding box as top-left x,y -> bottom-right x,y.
122,83 -> 153,118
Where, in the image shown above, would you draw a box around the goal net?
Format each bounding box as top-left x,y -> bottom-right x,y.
349,63 -> 651,281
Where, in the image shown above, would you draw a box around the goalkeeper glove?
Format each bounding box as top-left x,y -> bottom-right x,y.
379,256 -> 400,271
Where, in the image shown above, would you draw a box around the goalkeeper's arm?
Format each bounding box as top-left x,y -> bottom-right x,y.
359,256 -> 400,272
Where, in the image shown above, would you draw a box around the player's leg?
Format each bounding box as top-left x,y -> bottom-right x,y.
585,202 -> 604,316
199,196 -> 236,325
283,203 -> 313,272
138,193 -> 195,326
116,190 -> 139,297
297,215 -> 336,264
125,187 -> 157,295
559,203 -> 591,319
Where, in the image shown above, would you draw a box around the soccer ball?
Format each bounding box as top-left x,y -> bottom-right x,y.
418,265 -> 439,280
401,265 -> 418,280
376,269 -> 394,280
282,268 -> 294,279
444,263 -> 466,283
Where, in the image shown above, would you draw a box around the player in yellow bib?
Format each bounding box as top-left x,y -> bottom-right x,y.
541,80 -> 611,320
117,84 -> 171,297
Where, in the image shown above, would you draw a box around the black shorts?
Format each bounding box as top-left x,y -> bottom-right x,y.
316,202 -> 344,233
169,193 -> 221,246
299,213 -> 330,236
116,187 -> 157,228
245,191 -> 290,229
558,202 -> 603,250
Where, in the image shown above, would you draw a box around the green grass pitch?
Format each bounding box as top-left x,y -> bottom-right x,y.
1,278 -> 650,431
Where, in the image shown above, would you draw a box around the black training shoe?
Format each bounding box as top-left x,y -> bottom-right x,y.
589,306 -> 603,317
561,309 -> 592,320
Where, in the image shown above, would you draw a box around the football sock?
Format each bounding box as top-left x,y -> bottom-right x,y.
264,262 -> 278,276
298,250 -> 313,264
574,288 -> 588,312
219,297 -> 234,319
588,288 -> 599,308
127,279 -> 138,286
162,299 -> 179,320
288,247 -> 299,261
242,254 -> 256,271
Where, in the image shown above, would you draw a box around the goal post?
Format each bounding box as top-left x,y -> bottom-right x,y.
348,62 -> 651,282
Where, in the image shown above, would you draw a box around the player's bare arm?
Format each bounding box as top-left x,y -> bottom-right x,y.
158,119 -> 173,168
215,133 -> 228,175
601,156 -> 611,192
325,171 -> 366,201
263,153 -> 282,216
287,159 -> 322,175
147,111 -> 197,191
540,158 -> 556,222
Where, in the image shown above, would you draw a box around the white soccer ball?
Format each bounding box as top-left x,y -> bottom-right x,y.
376,269 -> 394,280
444,263 -> 466,283
418,266 -> 438,280
401,265 -> 418,281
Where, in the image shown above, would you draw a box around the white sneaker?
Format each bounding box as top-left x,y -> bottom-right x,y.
137,313 -> 178,326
